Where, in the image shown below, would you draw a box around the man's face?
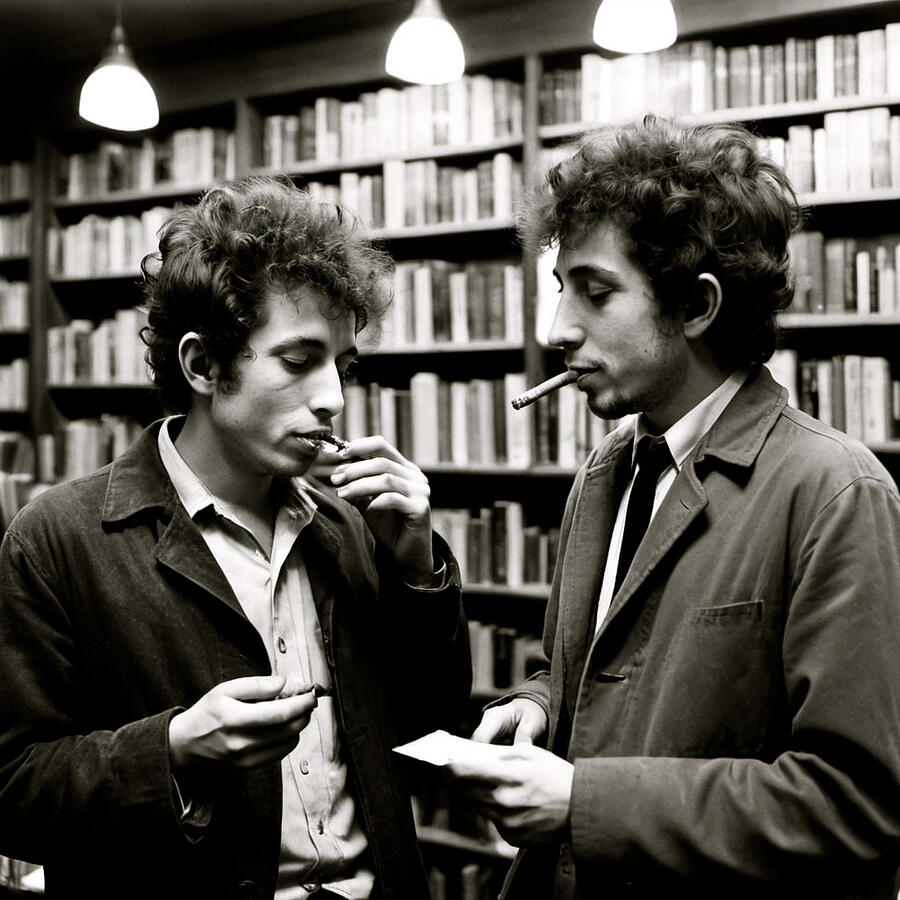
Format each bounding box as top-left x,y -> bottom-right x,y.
549,221 -> 689,430
208,285 -> 357,479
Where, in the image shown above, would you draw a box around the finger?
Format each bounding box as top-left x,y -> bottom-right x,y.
471,716 -> 511,744
334,474 -> 430,505
212,675 -> 286,702
232,691 -> 318,729
331,456 -> 428,487
513,722 -> 538,744
444,756 -> 519,784
339,435 -> 413,468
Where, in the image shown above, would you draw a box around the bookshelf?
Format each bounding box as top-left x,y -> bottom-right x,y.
6,0 -> 900,893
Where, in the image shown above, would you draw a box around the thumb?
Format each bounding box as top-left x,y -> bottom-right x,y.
513,710 -> 542,745
212,675 -> 286,702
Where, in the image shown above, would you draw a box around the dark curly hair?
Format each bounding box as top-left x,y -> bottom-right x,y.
519,115 -> 803,369
141,175 -> 394,412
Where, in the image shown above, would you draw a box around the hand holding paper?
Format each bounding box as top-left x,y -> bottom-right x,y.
394,730 -> 574,847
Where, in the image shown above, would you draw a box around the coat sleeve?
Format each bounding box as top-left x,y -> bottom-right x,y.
374,532 -> 472,742
0,526 -> 189,864
480,461 -> 592,742
567,474 -> 900,888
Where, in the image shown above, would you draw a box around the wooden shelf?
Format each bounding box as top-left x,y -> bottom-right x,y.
423,462 -> 577,477
780,313 -> 900,328
50,271 -> 143,285
463,582 -> 549,600
370,218 -> 516,241
255,135 -> 525,179
416,825 -> 516,860
362,340 -> 523,357
54,182 -> 213,211
539,93 -> 900,143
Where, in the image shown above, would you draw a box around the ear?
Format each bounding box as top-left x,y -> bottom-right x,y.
178,332 -> 221,397
683,273 -> 722,340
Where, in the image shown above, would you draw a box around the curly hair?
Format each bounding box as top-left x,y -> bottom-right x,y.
519,115 -> 803,369
141,175 -> 394,412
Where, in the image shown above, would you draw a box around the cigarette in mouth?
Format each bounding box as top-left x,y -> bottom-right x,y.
510,370 -> 579,410
317,433 -> 350,451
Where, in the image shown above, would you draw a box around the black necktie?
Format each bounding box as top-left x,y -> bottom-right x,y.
614,435 -> 673,594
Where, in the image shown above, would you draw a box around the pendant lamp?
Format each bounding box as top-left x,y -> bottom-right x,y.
593,0 -> 678,54
78,1 -> 159,132
385,0 -> 466,85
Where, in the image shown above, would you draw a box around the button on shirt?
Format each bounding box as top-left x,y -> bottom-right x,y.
594,370 -> 749,632
158,418 -> 374,900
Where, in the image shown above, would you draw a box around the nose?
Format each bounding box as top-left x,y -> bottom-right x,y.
309,364 -> 345,420
546,291 -> 585,351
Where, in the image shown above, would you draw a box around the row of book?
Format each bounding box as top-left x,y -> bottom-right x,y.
542,23 -> 900,126
46,310 -> 150,387
432,501 -> 561,589
770,350 -> 898,443
0,159 -> 30,202
0,359 -> 27,411
305,152 -> 521,232
0,278 -> 28,330
47,206 -> 175,278
427,861 -> 499,900
382,259 -> 523,348
58,128 -> 237,200
261,75 -> 523,167
337,375 -> 621,471
0,212 -> 30,257
788,231 -> 900,315
756,108 -> 900,197
468,619 -> 544,695
36,415 -> 143,485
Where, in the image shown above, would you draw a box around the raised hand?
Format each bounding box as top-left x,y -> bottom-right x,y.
327,435 -> 436,584
168,675 -> 317,776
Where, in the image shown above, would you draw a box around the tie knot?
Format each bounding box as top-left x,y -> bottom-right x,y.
636,435 -> 672,477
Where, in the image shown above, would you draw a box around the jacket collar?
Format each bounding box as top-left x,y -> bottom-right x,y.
102,419 -> 177,523
690,364 -> 787,470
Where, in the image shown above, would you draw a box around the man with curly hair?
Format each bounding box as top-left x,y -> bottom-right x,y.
447,116 -> 900,898
0,176 -> 470,900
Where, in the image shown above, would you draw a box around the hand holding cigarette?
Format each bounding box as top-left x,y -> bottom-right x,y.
511,370 -> 578,410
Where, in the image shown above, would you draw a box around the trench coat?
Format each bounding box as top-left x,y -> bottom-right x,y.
500,365 -> 900,899
0,421 -> 471,899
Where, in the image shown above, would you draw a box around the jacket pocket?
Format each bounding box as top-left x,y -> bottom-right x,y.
689,598 -> 764,624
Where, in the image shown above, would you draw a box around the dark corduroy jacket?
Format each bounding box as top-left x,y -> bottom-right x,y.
0,421 -> 471,899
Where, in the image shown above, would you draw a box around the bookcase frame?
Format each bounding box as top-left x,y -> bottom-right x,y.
5,0 -> 900,890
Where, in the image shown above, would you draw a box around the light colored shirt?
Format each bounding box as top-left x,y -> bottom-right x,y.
594,370 -> 749,632
158,417 -> 374,900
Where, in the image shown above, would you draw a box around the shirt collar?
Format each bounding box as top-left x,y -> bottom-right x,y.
157,415 -> 317,526
633,369 -> 749,470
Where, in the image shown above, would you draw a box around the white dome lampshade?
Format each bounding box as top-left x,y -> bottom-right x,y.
385,0 -> 465,85
593,0 -> 678,54
78,22 -> 159,132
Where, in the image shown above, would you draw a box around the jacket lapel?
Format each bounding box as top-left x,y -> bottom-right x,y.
152,501 -> 246,619
102,419 -> 247,621
594,365 -> 788,642
595,463 -> 707,639
559,432 -> 633,704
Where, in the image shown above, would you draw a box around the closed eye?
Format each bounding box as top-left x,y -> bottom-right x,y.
281,357 -> 311,371
339,360 -> 358,385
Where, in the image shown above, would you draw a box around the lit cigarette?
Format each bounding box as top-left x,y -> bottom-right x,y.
510,370 -> 579,410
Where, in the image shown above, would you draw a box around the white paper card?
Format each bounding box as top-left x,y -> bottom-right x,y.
392,729 -> 498,767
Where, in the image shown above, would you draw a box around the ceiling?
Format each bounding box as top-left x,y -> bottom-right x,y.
0,0 -> 498,75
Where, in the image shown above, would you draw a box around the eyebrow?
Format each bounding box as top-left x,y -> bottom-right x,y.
270,337 -> 359,359
553,264 -> 625,289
